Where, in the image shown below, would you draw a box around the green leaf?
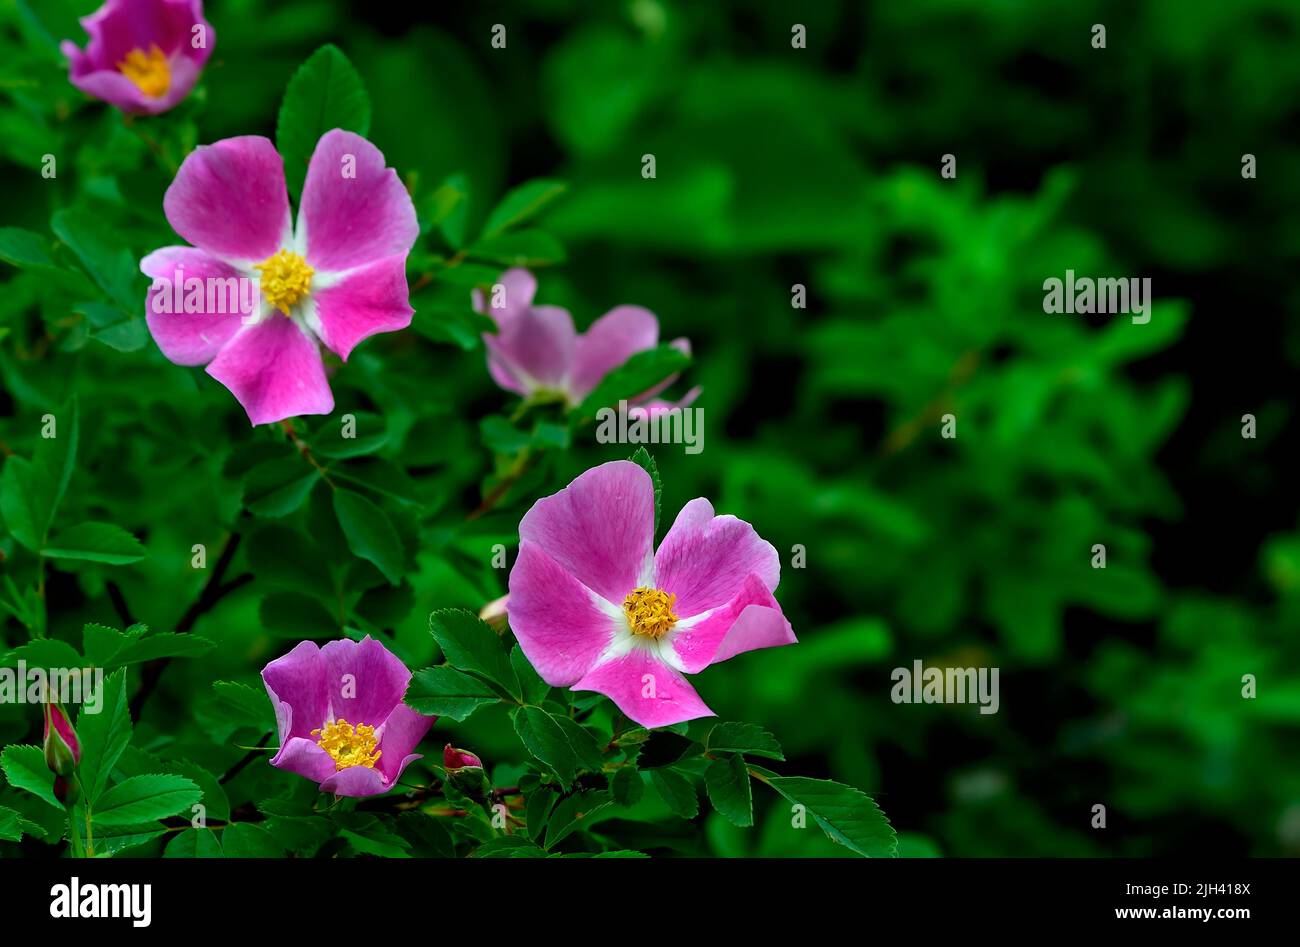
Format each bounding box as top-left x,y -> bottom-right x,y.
0,227 -> 52,267
243,457 -> 318,517
405,665 -> 499,721
480,415 -> 534,455
512,706 -> 578,786
165,827 -> 223,858
576,344 -> 691,419
42,521 -> 146,564
221,822 -> 285,858
276,44 -> 372,202
554,715 -> 606,772
758,771 -> 897,857
0,804 -> 45,841
510,645 -> 550,704
77,667 -> 131,805
81,624 -> 213,667
333,488 -> 404,584
112,746 -> 230,823
436,173 -> 471,248
628,447 -> 662,537
0,457 -> 44,551
93,774 -> 201,826
420,176 -> 468,232
474,835 -> 546,858
110,633 -> 214,666
3,636 -> 83,670
633,728 -> 694,769
705,721 -> 785,761
308,412 -> 389,459
469,229 -> 566,267
246,524 -> 326,595
433,261 -> 500,289
396,811 -> 455,857
610,766 -> 644,807
82,622 -> 125,666
411,301 -> 495,350
51,209 -> 138,311
525,786 -> 556,841
649,767 -> 698,819
0,399 -> 79,551
1,744 -> 59,809
93,827 -> 168,856
168,761 -> 230,824
705,753 -> 753,827
428,608 -> 519,699
211,680 -> 276,732
545,790 -> 612,849
1091,301 -> 1189,368
335,813 -> 410,857
80,301 -> 147,353
482,179 -> 568,239
260,591 -> 339,639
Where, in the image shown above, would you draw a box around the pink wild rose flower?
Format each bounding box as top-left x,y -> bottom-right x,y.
61,0 -> 215,115
507,460 -> 796,728
141,129 -> 417,425
262,637 -> 435,797
473,268 -> 700,413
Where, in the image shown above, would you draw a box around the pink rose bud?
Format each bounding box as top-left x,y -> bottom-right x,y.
443,744 -> 483,772
43,702 -> 80,777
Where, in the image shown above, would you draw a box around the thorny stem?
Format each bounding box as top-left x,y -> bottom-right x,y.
280,419 -> 335,488
123,116 -> 179,175
467,448 -> 535,520
219,733 -> 271,785
880,348 -> 981,456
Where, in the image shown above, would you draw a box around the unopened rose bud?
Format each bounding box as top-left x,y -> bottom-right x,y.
43,702 -> 79,777
478,595 -> 508,632
443,744 -> 483,772
443,744 -> 487,797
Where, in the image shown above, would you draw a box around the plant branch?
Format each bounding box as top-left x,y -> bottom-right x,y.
129,531 -> 249,718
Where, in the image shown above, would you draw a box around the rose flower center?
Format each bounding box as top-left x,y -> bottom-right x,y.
623,586 -> 678,639
255,249 -> 315,314
117,45 -> 171,99
312,719 -> 381,771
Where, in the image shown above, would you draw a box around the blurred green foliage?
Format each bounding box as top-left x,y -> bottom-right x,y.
1,0 -> 1298,857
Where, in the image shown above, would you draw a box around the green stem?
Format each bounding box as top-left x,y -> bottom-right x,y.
67,803 -> 84,858
83,799 -> 94,857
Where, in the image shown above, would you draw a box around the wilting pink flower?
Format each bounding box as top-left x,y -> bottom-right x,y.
141,130 -> 417,425
43,702 -> 80,777
473,268 -> 699,412
262,637 -> 435,797
443,745 -> 483,772
508,461 -> 796,728
61,0 -> 215,115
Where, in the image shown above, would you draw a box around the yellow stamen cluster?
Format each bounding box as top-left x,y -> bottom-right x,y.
623,586 -> 678,639
254,249 -> 314,314
312,719 -> 381,771
118,45 -> 171,99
